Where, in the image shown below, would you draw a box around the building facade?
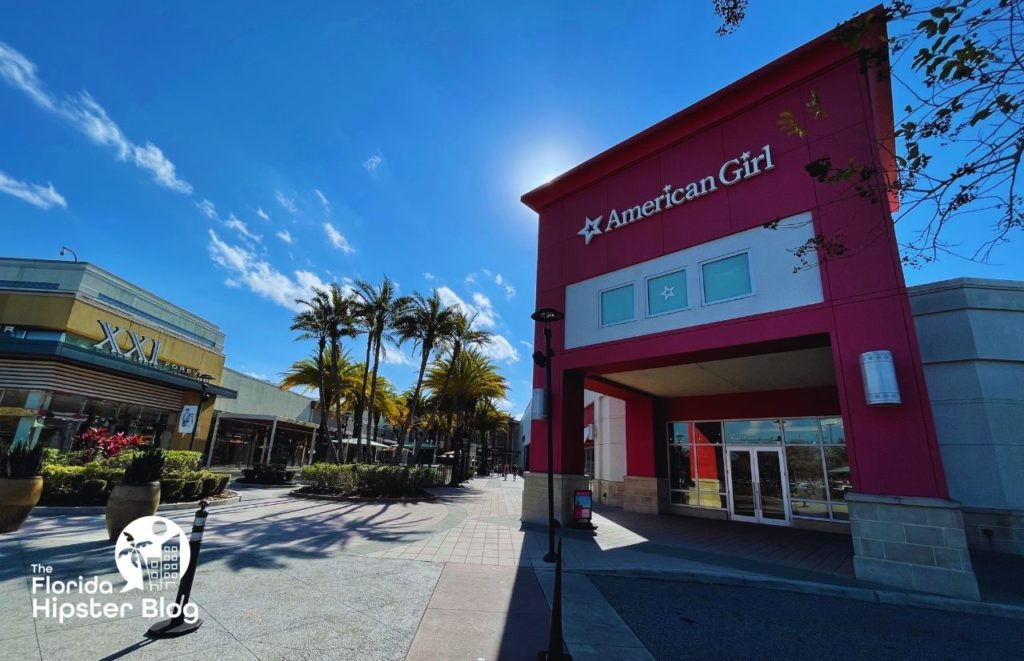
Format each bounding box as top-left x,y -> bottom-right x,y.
0,258 -> 235,453
521,15 -> 982,599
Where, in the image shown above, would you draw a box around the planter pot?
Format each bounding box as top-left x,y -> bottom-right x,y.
0,476 -> 43,533
105,482 -> 161,542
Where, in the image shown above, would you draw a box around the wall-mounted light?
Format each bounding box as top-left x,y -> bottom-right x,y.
532,388 -> 546,420
859,350 -> 901,406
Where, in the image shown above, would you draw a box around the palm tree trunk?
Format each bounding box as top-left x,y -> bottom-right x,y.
316,337 -> 329,452
367,333 -> 383,460
354,335 -> 373,461
397,341 -> 431,463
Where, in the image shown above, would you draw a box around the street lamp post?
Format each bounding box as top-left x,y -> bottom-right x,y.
532,307 -> 564,564
188,374 -> 213,452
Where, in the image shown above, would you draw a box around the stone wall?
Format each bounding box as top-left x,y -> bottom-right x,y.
521,472 -> 592,527
962,508 -> 1024,555
622,476 -> 666,514
848,493 -> 979,600
592,479 -> 624,508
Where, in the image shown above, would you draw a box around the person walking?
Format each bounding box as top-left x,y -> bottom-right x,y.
502,463 -> 507,481
511,464 -> 518,481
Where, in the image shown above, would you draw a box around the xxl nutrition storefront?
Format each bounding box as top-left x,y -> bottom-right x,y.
0,258 -> 235,453
521,14 -> 983,600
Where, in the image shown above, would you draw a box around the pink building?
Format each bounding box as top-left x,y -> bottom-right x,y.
521,12 -> 980,600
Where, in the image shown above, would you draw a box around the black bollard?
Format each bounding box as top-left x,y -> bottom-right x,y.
539,538 -> 572,660
146,501 -> 208,638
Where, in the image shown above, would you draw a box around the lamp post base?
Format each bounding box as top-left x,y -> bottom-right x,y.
145,617 -> 203,639
543,551 -> 558,563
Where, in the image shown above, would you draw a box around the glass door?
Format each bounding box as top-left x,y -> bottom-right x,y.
727,447 -> 791,525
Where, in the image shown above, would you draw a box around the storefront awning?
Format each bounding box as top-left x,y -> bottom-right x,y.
0,338 -> 238,399
214,412 -> 318,429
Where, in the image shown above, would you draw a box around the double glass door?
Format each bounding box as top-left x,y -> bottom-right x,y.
727,447 -> 790,525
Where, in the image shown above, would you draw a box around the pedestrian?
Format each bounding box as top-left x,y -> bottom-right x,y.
512,464 -> 518,481
502,463 -> 507,481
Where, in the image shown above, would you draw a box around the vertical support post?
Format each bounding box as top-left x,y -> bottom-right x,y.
540,538 -> 571,660
204,413 -> 221,467
265,418 -> 279,463
543,323 -> 557,563
146,501 -> 208,638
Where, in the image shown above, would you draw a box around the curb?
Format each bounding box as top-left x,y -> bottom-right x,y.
30,494 -> 242,517
578,567 -> 1024,620
288,490 -> 439,503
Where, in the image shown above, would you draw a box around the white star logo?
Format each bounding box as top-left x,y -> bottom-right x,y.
578,216 -> 603,246
661,285 -> 675,300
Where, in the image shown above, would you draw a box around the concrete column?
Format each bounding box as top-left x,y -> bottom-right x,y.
522,471 -> 592,527
265,418 -> 279,463
848,492 -> 980,600
204,414 -> 221,467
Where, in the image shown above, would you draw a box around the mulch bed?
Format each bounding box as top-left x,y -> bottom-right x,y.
288,487 -> 437,503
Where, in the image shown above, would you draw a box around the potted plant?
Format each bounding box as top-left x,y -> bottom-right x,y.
105,449 -> 165,542
0,443 -> 44,533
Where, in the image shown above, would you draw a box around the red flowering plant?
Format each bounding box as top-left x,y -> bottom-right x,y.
73,427 -> 144,462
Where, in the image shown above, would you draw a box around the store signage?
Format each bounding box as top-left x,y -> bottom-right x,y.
93,321 -> 163,367
178,405 -> 198,434
577,144 -> 775,246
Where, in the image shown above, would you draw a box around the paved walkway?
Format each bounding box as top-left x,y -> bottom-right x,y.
2,476 -> 1022,660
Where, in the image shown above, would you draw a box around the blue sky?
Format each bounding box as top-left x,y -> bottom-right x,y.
1,2 -> 1020,418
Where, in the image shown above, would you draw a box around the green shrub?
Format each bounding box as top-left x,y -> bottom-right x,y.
180,477 -> 202,501
299,463 -> 358,493
123,450 -> 165,485
213,473 -> 231,495
81,463 -> 124,485
242,463 -> 291,484
159,478 -> 186,502
40,465 -> 111,505
198,471 -> 220,498
162,450 -> 202,475
297,464 -> 438,497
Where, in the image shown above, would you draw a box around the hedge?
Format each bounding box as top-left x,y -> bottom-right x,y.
41,460 -> 231,506
297,463 -> 439,497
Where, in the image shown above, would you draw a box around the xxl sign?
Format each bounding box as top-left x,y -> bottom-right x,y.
577,144 -> 775,246
92,321 -> 163,367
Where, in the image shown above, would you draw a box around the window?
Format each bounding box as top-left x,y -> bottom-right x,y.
667,422 -> 727,510
702,252 -> 752,303
600,284 -> 634,326
647,269 -> 688,316
724,419 -> 781,444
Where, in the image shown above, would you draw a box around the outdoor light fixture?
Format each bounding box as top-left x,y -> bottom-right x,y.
859,351 -> 901,406
532,306 -> 564,563
58,246 -> 78,262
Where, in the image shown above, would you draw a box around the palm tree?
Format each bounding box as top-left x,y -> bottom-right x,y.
352,277 -> 410,458
325,284 -> 359,453
280,352 -> 363,462
472,399 -> 509,473
290,288 -> 332,451
424,349 -> 507,484
392,290 -> 458,462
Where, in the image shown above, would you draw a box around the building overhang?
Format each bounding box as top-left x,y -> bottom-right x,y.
0,338 -> 237,399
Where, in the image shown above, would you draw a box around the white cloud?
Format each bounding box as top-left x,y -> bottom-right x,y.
196,199 -> 217,219
503,284 -> 516,300
424,272 -> 435,281
362,151 -> 383,173
381,345 -> 415,367
0,170 -> 66,210
0,42 -> 191,193
314,188 -> 330,211
256,206 -> 270,222
437,286 -> 497,330
207,230 -> 328,311
324,222 -> 355,254
464,273 -> 478,286
244,371 -> 271,382
519,340 -> 534,349
224,214 -> 262,242
479,334 -> 520,364
275,190 -> 297,213
275,229 -> 293,244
